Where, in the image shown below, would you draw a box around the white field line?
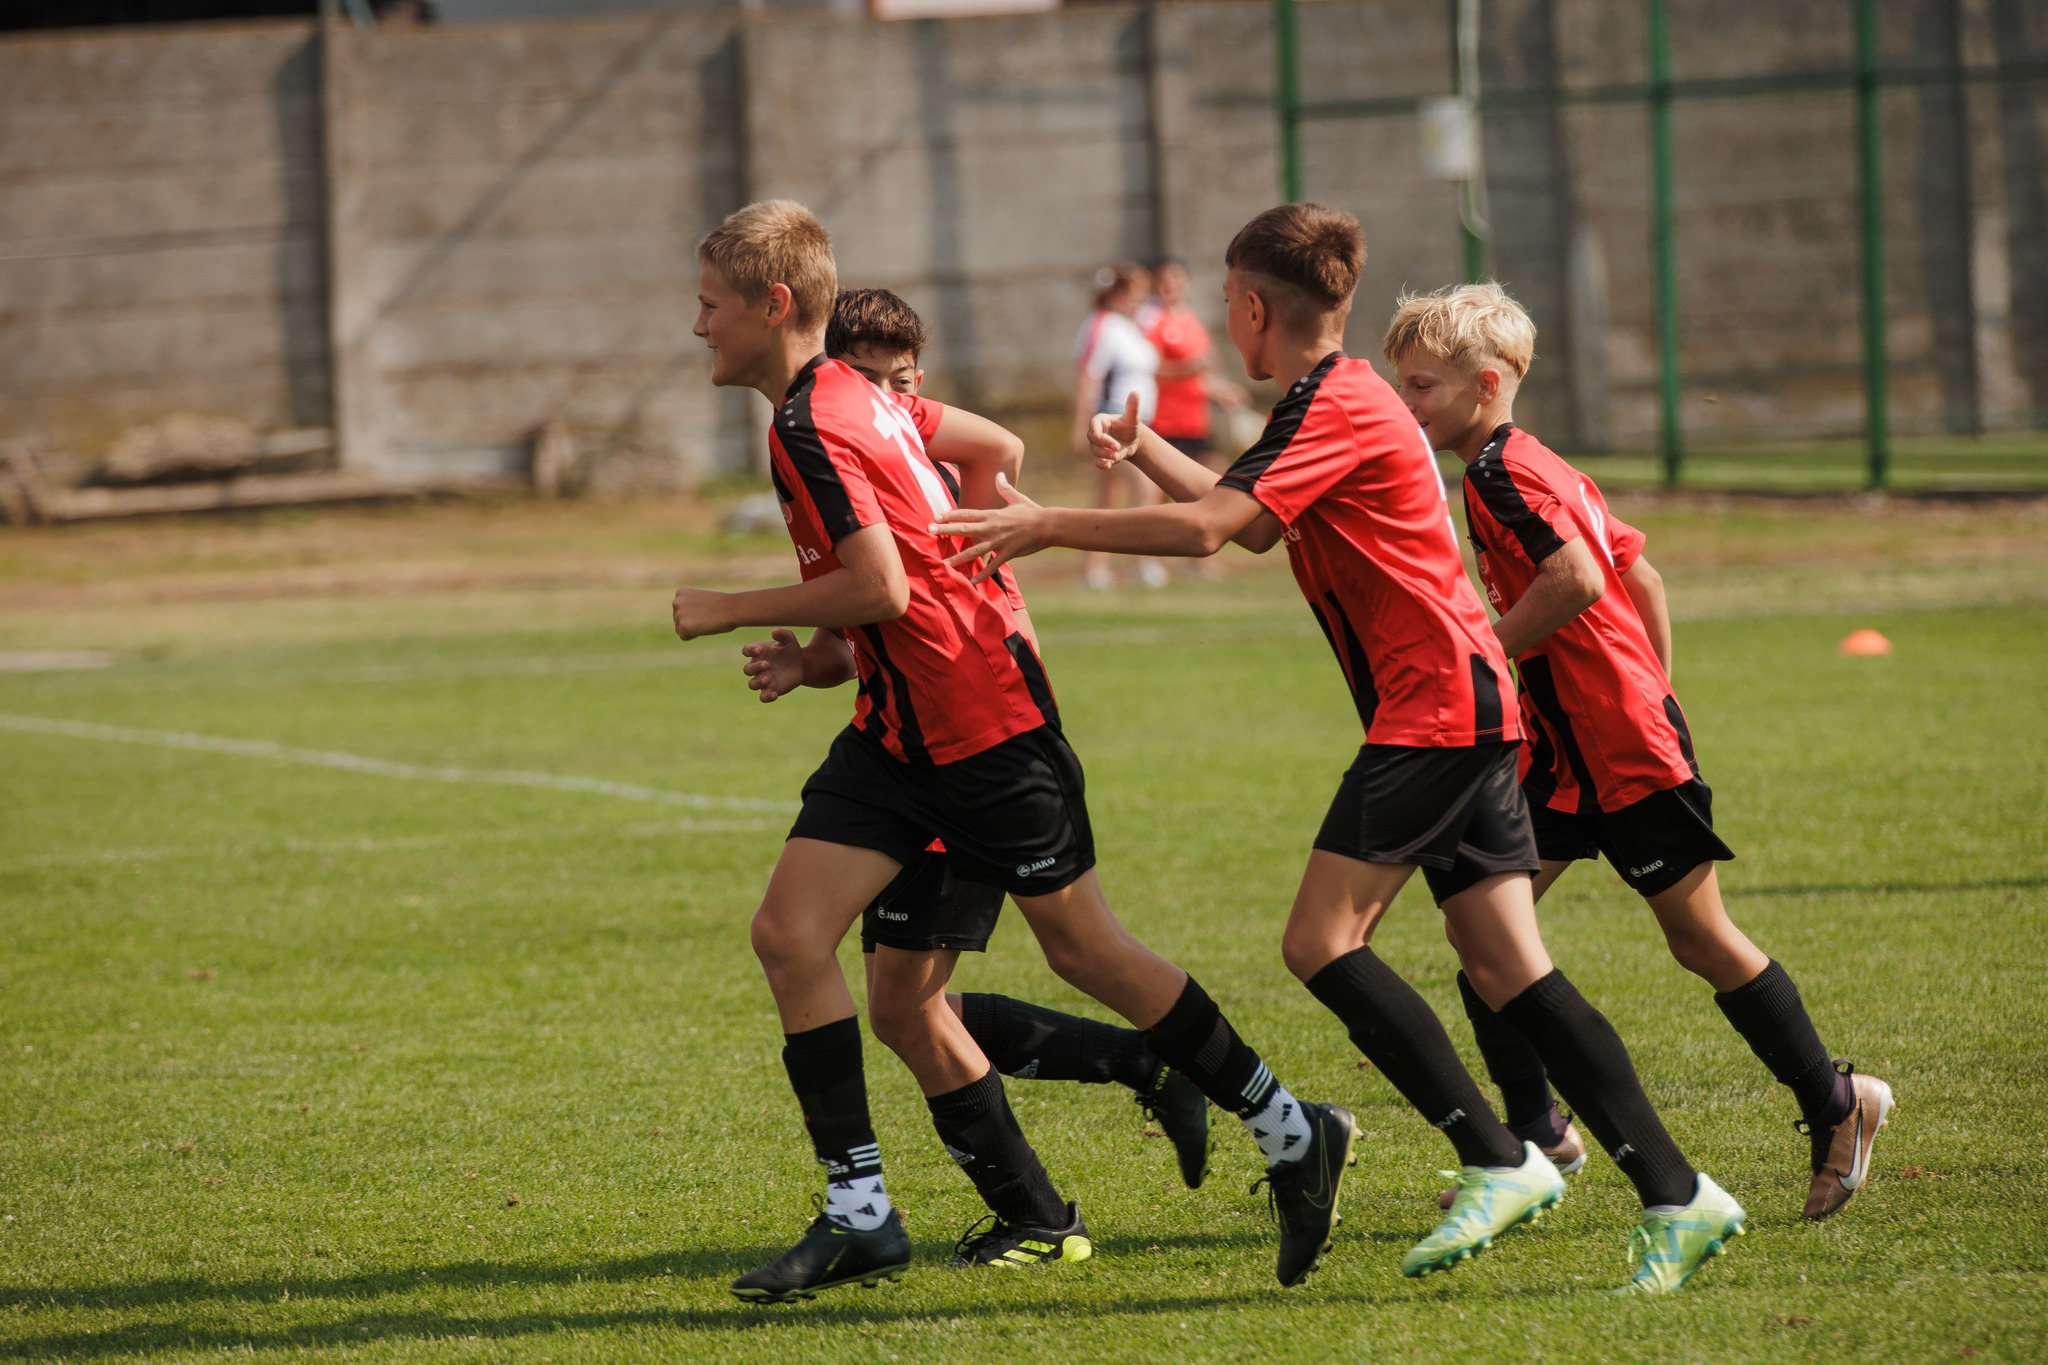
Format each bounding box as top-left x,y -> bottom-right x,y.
3,817 -> 774,872
0,713 -> 793,813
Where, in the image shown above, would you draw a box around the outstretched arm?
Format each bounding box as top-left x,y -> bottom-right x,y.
1084,393 -> 1284,551
932,474 -> 1272,581
1620,554 -> 1673,678
1492,535 -> 1604,659
673,522 -> 908,641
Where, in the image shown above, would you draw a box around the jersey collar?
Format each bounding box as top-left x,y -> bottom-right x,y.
1475,421 -> 1516,464
783,353 -> 829,405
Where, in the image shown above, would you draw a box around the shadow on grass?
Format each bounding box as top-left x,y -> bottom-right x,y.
0,1269 -> 1587,1360
0,1231 -> 1277,1317
1726,875 -> 2045,898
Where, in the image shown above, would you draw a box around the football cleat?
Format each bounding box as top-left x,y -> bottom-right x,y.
1799,1063 -> 1894,1220
1254,1101 -> 1358,1287
946,1202 -> 1092,1268
1401,1142 -> 1565,1278
730,1204 -> 911,1304
1438,1107 -> 1587,1209
1136,1065 -> 1213,1189
1618,1173 -> 1746,1295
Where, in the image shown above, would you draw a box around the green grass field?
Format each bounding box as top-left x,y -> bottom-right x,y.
2,496 -> 2045,1361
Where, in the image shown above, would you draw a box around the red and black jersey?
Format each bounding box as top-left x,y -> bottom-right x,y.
769,356 -> 1058,764
1461,423 -> 1700,812
1219,353 -> 1518,748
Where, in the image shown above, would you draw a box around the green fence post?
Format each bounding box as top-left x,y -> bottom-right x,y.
1275,0 -> 1302,202
1648,0 -> 1682,487
1855,0 -> 1890,489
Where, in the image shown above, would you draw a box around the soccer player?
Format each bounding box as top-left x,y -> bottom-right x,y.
824,286 -> 1213,1190
935,203 -> 1747,1294
673,202 -> 1353,1300
1384,282 -> 1894,1220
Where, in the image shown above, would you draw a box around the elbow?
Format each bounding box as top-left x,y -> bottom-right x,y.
876,579 -> 911,621
1195,521 -> 1234,557
1575,575 -> 1605,612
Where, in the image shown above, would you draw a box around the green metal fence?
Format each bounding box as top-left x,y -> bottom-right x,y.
1271,0 -> 2048,493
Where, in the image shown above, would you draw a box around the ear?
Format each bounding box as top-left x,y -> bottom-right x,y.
1245,289 -> 1269,335
911,368 -> 926,393
763,282 -> 795,327
1477,366 -> 1502,404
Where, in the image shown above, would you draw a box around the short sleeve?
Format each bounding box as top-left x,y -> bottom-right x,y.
1605,513 -> 1645,572
777,390 -> 885,545
1216,377 -> 1354,525
895,392 -> 945,444
1464,452 -> 1575,568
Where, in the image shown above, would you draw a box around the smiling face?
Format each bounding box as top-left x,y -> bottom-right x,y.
1393,346 -> 1494,452
693,263 -> 780,390
838,343 -> 922,395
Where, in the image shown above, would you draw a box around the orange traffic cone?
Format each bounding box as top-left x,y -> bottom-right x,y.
1838,629 -> 1892,657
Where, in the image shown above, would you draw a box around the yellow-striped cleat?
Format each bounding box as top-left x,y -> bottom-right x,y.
1400,1141 -> 1566,1278
1618,1173 -> 1747,1295
946,1202 -> 1092,1268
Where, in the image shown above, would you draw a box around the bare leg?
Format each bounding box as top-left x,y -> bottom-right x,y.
751,838 -> 901,1032
1644,863 -> 1769,993
867,947 -> 988,1096
1010,870 -> 1190,1028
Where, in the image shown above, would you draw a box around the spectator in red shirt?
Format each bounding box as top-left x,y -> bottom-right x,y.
1140,255 -> 1247,472
1073,262 -> 1167,588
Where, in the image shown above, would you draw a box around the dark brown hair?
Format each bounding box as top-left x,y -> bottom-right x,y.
1224,204 -> 1365,315
825,288 -> 927,360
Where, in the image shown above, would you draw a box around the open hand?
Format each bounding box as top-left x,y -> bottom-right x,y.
930,474 -> 1048,584
671,586 -> 734,641
740,627 -> 804,703
1087,392 -> 1143,470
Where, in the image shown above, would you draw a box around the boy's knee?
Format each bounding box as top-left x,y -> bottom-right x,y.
1280,926 -> 1332,983
749,904 -> 812,972
865,993 -> 922,1052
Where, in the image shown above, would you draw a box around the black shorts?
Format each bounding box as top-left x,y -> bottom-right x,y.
1162,433 -> 1214,459
1528,778 -> 1735,898
790,723 -> 1095,898
860,848 -> 1006,954
1313,742 -> 1540,905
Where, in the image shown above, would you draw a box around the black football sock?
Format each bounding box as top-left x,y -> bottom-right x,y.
1497,970 -> 1697,1208
1140,975 -> 1280,1117
1456,970 -> 1559,1130
926,1070 -> 1070,1227
958,992 -> 1160,1091
1304,949 -> 1523,1169
1715,959 -> 1852,1127
781,1017 -> 890,1229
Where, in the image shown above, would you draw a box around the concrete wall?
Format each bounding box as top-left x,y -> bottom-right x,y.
0,21 -> 330,479
1,0 -> 2044,489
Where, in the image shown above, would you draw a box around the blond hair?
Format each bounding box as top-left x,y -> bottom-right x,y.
696,200 -> 837,330
1381,281 -> 1536,378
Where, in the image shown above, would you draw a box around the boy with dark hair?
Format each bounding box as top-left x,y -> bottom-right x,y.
1384,281 -> 1893,1221
677,205 -> 1352,1302
806,287 -> 1214,1190
935,202 -> 1747,1294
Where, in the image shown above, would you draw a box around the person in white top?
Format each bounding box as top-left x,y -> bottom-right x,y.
1072,262 -> 1167,589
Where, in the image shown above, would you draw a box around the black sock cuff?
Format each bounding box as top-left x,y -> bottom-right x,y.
1145,975 -> 1218,1046
1498,968 -> 1578,1024
926,1068 -> 1006,1121
782,1016 -> 863,1092
958,993 -> 1003,1049
1455,970 -> 1490,1019
1713,958 -> 1794,1011
1301,945 -> 1379,1014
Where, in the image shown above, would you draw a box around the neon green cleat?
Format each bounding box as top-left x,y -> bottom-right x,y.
1399,1141 -> 1565,1278
1618,1174 -> 1747,1296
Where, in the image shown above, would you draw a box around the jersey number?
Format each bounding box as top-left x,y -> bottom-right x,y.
870,394 -> 956,520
